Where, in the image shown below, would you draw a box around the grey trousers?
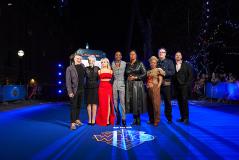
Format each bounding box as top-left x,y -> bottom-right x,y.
113,81 -> 126,120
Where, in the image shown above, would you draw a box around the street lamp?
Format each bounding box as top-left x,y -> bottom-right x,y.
17,50 -> 24,57
17,50 -> 25,84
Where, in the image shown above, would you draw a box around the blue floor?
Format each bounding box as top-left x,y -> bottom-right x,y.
0,101 -> 239,160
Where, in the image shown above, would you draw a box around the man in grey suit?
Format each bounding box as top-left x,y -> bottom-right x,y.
112,51 -> 126,126
66,54 -> 85,130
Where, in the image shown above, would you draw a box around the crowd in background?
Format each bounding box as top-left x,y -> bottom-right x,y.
192,64 -> 238,100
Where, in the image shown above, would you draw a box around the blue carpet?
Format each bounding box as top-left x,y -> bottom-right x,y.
0,101 -> 239,160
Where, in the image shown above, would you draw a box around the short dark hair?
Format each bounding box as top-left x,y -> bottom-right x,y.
115,51 -> 122,55
175,51 -> 183,56
69,53 -> 82,64
69,53 -> 75,61
73,53 -> 82,58
129,49 -> 137,54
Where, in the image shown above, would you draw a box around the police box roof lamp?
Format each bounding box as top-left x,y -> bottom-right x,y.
86,43 -> 89,49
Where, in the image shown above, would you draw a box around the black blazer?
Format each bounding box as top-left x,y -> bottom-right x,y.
174,61 -> 193,86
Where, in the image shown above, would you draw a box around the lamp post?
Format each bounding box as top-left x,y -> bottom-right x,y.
17,50 -> 24,84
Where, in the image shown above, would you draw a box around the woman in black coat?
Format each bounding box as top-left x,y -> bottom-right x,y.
125,50 -> 147,125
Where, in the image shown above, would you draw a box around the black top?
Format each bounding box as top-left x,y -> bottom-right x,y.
85,66 -> 100,88
125,60 -> 147,81
75,64 -> 85,90
158,58 -> 175,80
174,61 -> 193,86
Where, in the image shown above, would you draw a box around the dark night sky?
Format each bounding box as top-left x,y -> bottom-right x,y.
0,0 -> 238,84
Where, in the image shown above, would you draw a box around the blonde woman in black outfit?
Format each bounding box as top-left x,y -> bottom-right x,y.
85,55 -> 100,125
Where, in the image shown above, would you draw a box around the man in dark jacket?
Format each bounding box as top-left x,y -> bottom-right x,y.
174,52 -> 193,124
66,54 -> 85,130
157,48 -> 175,123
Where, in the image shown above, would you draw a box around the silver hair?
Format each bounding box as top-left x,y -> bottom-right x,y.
88,55 -> 96,62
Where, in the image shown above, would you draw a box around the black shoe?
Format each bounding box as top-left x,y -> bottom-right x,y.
147,120 -> 154,124
88,122 -> 92,125
176,118 -> 184,122
136,118 -> 141,125
131,119 -> 137,125
167,120 -> 172,124
183,119 -> 189,124
116,119 -> 120,125
122,119 -> 126,127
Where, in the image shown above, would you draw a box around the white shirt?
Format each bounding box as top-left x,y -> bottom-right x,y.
176,60 -> 182,72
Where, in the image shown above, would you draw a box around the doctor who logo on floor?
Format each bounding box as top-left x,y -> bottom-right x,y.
93,129 -> 155,150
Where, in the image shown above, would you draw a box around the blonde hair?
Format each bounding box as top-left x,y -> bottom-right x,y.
101,58 -> 111,69
148,56 -> 158,63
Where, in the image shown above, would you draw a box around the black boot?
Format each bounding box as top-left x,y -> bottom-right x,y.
122,119 -> 126,127
116,111 -> 121,125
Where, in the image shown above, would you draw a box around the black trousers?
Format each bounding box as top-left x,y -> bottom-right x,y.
70,89 -> 84,123
161,85 -> 172,121
175,85 -> 189,120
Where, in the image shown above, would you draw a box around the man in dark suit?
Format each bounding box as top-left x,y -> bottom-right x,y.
157,48 -> 175,123
66,54 -> 85,130
174,52 -> 193,124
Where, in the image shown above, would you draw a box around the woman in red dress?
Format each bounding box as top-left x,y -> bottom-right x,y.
96,58 -> 115,126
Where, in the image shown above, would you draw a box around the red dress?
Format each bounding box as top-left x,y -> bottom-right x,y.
96,73 -> 115,126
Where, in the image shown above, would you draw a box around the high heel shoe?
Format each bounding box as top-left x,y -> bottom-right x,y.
116,119 -> 120,125
154,120 -> 160,126
75,120 -> 84,126
70,123 -> 76,130
154,122 -> 159,126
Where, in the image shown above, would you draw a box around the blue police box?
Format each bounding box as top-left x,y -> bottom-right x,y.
0,85 -> 26,102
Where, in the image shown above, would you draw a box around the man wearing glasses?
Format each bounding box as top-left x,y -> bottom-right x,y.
157,48 -> 175,123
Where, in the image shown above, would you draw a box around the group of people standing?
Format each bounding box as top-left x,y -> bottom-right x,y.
66,48 -> 192,130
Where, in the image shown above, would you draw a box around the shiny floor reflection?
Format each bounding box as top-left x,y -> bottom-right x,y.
0,101 -> 239,160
